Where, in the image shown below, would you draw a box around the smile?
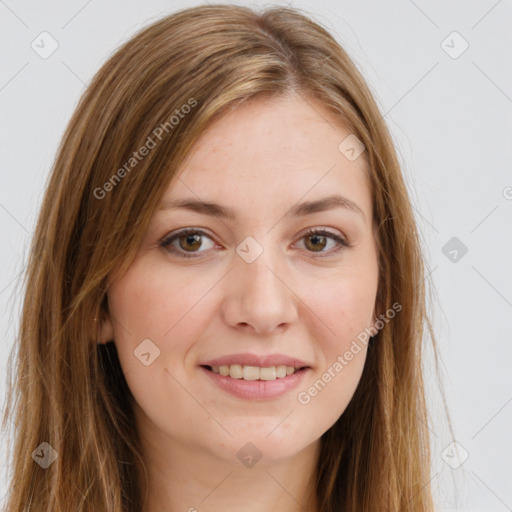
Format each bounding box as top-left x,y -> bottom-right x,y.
204,364 -> 305,381
200,365 -> 310,400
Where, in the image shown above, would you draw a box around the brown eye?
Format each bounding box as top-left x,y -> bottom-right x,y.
160,229 -> 216,258
298,229 -> 349,257
178,233 -> 202,252
304,233 -> 328,252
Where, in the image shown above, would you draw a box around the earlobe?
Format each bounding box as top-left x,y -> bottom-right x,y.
97,311 -> 115,344
370,306 -> 382,337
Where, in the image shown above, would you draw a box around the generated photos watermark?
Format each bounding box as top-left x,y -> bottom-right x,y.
297,301 -> 402,405
93,97 -> 197,200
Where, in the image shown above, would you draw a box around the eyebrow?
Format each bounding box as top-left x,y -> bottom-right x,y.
158,194 -> 365,221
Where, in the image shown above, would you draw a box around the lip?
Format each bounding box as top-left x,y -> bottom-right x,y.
200,353 -> 311,368
200,365 -> 311,400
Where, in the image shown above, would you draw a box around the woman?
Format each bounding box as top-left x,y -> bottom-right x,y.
2,4 -> 444,511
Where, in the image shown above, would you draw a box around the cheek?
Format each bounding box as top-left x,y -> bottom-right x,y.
293,271 -> 376,426
106,261 -> 220,430
305,267 -> 378,349
108,258 -> 216,343
107,259 -> 221,388
295,346 -> 368,445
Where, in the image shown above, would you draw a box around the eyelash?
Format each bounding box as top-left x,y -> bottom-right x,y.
159,228 -> 350,259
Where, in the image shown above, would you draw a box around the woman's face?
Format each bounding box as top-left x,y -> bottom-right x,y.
103,93 -> 379,467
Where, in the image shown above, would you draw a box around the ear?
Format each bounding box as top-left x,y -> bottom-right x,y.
97,310 -> 115,345
370,303 -> 382,337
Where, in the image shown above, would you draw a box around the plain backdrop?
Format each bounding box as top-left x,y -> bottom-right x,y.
1,1 -> 511,510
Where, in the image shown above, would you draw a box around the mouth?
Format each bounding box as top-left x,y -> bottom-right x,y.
200,364 -> 309,381
199,363 -> 311,400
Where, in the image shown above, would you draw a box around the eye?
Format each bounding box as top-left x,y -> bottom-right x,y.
295,228 -> 350,257
160,228 -> 217,258
160,227 -> 350,259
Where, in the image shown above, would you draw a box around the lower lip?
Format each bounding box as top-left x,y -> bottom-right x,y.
199,366 -> 310,400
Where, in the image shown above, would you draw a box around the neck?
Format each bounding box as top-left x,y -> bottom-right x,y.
137,414 -> 321,512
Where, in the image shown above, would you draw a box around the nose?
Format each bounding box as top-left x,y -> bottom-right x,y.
220,245 -> 299,335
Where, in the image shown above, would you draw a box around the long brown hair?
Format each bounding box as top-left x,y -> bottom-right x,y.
2,4 -> 446,511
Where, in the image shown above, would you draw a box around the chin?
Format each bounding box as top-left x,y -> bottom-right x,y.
210,428 -> 315,467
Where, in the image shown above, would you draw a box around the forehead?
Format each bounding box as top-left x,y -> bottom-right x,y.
165,93 -> 372,223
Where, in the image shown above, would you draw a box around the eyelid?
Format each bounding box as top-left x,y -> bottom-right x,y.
294,227 -> 350,257
160,226 -> 350,259
159,228 -> 218,258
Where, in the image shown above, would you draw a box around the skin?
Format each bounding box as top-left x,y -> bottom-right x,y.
99,92 -> 380,512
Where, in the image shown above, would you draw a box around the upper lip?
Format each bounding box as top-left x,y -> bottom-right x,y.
200,353 -> 311,369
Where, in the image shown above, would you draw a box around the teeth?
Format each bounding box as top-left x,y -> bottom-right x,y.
210,364 -> 300,380
276,365 -> 287,378
230,364 -> 243,379
258,366 -> 276,380
243,365 -> 260,380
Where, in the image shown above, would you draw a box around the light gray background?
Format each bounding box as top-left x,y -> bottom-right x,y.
1,1 -> 511,510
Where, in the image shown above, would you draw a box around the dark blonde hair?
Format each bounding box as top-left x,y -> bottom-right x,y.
2,4 -> 444,511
